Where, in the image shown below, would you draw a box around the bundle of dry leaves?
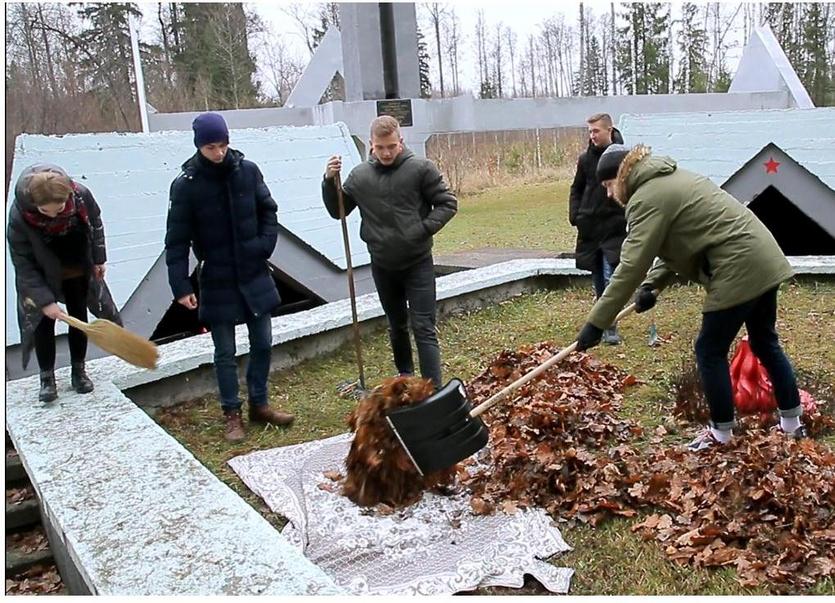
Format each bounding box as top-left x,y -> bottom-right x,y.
342,375 -> 456,507
460,342 -> 835,591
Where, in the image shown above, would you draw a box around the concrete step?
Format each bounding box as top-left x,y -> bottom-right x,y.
6,454 -> 29,486
6,547 -> 54,576
6,499 -> 41,531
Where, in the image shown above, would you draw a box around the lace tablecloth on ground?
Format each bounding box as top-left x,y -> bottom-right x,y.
228,433 -> 573,595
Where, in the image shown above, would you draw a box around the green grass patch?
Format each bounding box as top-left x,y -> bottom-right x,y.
434,181 -> 576,254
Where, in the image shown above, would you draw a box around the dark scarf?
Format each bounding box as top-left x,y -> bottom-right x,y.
21,183 -> 89,236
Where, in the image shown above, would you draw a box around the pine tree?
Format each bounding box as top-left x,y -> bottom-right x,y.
674,2 -> 708,93
615,3 -> 670,94
800,2 -> 831,106
587,35 -> 608,95
75,3 -> 142,127
175,3 -> 259,109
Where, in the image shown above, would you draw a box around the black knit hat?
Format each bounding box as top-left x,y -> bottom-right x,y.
192,112 -> 229,148
596,144 -> 629,181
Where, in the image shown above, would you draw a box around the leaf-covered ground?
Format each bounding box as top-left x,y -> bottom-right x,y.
461,343 -> 835,592
155,280 -> 835,595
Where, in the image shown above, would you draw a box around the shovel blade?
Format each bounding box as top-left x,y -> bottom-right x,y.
386,378 -> 490,474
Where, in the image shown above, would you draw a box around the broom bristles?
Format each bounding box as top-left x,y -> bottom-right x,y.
80,319 -> 158,369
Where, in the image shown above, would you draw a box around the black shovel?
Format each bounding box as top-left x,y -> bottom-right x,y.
385,301 -> 642,475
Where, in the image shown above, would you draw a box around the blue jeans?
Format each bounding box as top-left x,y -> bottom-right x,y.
210,313 -> 273,412
592,252 -> 616,300
694,286 -> 801,430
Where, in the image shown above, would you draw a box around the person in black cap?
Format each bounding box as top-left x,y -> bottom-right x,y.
575,143 -> 805,451
165,112 -> 294,442
568,113 -> 627,345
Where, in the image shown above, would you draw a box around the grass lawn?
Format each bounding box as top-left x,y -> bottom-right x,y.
433,181 -> 576,254
155,182 -> 835,595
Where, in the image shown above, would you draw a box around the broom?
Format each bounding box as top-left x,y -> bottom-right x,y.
58,313 -> 159,369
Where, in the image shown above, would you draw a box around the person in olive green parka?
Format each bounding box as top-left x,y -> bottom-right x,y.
574,144 -> 805,451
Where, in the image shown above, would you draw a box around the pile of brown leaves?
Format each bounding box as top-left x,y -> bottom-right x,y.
462,342 -> 642,524
625,432 -> 835,590
459,342 -> 835,590
342,376 -> 456,507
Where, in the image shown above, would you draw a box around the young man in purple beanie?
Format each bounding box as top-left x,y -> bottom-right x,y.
165,112 -> 294,442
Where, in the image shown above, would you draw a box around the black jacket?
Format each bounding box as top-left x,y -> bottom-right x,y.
165,149 -> 280,324
321,147 -> 458,270
568,128 -> 627,272
7,164 -> 121,369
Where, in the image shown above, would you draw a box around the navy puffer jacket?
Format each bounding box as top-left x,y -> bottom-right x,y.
165,149 -> 280,324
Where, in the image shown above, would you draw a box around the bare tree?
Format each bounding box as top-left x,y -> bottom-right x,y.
425,3 -> 446,97
578,3 -> 586,95
492,21 -> 504,97
443,6 -> 462,96
281,2 -> 319,55
504,26 -> 517,97
255,35 -> 304,106
610,2 -> 618,94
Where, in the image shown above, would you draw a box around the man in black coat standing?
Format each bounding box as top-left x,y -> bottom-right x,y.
321,116 -> 458,390
165,112 -> 293,442
568,113 -> 627,345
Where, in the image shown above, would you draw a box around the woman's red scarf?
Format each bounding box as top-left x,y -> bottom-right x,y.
21,182 -> 89,236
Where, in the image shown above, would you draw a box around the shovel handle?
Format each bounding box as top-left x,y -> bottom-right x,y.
470,301 -> 639,418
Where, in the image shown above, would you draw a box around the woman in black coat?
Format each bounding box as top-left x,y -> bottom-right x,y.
7,164 -> 121,402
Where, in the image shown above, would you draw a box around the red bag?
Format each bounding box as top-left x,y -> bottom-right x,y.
730,337 -> 818,416
730,337 -> 777,415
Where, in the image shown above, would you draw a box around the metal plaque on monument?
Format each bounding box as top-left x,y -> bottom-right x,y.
376,99 -> 413,127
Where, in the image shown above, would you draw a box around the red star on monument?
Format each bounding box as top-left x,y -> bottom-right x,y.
764,157 -> 781,174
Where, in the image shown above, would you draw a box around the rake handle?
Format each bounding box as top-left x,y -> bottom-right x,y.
335,173 -> 366,390
469,301 -> 640,418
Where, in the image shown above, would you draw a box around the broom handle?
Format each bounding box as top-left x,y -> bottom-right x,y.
335,172 -> 366,390
470,301 -> 640,418
57,313 -> 90,333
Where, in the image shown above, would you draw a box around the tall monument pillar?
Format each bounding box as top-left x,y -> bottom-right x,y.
339,3 -> 420,101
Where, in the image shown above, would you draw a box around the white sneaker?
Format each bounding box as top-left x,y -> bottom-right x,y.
686,429 -> 727,452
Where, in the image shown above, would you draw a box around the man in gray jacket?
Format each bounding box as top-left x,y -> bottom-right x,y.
322,116 -> 458,389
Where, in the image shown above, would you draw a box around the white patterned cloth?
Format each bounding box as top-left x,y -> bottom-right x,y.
228,434 -> 574,595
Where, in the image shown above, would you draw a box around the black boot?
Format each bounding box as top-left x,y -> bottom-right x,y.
71,362 -> 94,394
39,370 -> 58,403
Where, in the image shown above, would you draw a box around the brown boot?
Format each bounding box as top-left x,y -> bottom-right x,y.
223,409 -> 246,442
248,404 -> 294,427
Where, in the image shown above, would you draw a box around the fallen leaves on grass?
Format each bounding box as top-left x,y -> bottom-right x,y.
461,342 -> 835,591
463,342 -> 641,525
626,432 -> 835,591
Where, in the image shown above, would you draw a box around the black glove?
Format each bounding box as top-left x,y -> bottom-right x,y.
634,287 -> 657,313
576,323 -> 603,351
